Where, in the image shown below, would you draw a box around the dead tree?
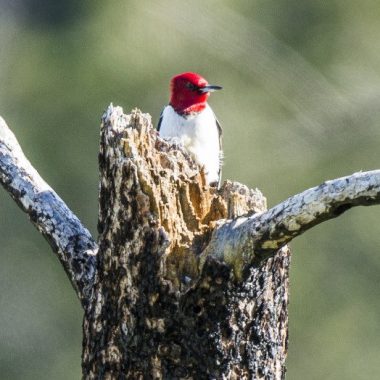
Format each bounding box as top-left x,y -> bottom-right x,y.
1,106 -> 379,379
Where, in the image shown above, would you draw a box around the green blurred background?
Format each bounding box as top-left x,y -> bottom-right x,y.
1,1 -> 380,378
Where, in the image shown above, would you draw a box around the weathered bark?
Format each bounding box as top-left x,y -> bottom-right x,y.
0,116 -> 97,307
2,107 -> 380,379
81,106 -> 289,379
204,169 -> 380,271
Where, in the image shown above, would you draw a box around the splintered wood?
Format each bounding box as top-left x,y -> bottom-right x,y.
105,106 -> 266,286
90,105 -> 288,379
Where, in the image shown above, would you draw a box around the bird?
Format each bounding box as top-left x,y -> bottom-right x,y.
157,72 -> 223,187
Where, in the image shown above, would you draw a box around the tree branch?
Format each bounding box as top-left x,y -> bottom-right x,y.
204,170 -> 380,273
0,116 -> 97,308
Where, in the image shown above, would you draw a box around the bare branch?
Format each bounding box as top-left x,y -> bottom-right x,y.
204,170 -> 380,273
0,116 -> 97,308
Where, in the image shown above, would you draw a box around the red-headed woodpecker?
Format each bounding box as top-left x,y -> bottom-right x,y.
157,72 -> 223,187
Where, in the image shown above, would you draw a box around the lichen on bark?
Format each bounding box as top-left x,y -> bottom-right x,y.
82,105 -> 289,379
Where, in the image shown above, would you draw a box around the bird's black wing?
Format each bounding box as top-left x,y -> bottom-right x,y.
157,109 -> 164,131
215,115 -> 223,189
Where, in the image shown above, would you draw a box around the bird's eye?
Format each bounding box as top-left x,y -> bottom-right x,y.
186,82 -> 198,91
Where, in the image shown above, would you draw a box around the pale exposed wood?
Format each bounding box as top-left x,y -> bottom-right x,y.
204,170 -> 380,272
0,116 -> 97,307
82,105 -> 289,378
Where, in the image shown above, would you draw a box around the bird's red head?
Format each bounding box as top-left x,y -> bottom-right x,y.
169,72 -> 222,115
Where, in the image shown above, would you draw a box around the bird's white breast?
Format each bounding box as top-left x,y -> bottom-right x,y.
159,104 -> 221,184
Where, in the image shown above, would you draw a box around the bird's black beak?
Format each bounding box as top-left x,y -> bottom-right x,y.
198,85 -> 223,94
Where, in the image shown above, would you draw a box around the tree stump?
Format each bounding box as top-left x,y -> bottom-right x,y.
82,106 -> 290,379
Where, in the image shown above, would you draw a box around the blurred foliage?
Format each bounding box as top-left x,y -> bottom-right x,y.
1,0 -> 380,378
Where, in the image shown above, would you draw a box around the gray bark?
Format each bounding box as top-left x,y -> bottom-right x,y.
204,170 -> 380,274
0,116 -> 97,308
1,107 -> 380,378
82,106 -> 289,378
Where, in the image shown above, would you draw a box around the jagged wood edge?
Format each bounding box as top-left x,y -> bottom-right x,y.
90,105 -> 289,379
0,115 -> 98,308
204,170 -> 380,269
2,106 -> 380,306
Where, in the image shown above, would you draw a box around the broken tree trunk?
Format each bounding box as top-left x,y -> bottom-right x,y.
2,107 -> 380,379
82,106 -> 289,379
